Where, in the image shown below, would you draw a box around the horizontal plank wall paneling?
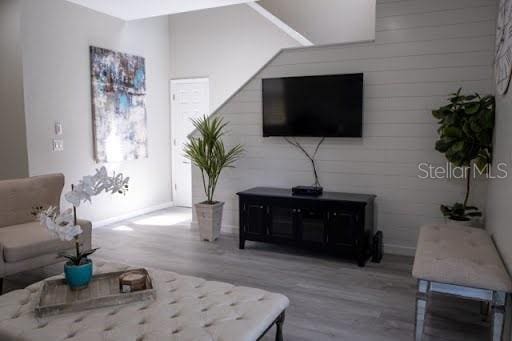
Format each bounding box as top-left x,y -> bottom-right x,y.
192,0 -> 496,255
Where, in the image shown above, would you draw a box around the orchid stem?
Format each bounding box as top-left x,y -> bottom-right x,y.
74,238 -> 80,265
71,184 -> 80,264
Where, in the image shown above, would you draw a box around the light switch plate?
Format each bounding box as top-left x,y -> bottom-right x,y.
55,122 -> 63,136
53,139 -> 64,152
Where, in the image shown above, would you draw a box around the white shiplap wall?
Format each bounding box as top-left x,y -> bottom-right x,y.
192,0 -> 497,255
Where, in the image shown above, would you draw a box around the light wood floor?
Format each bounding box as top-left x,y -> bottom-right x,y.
6,208 -> 489,340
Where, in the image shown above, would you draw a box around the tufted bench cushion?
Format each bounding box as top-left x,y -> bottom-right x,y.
0,261 -> 289,341
412,223 -> 512,292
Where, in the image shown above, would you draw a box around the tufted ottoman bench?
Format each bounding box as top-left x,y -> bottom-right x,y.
0,261 -> 289,341
412,223 -> 512,341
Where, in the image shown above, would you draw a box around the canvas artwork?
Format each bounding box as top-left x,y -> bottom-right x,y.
90,46 -> 148,162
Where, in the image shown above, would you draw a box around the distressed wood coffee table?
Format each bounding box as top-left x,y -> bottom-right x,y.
0,261 -> 289,341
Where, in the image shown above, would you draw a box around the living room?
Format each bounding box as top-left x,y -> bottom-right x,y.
0,0 -> 511,340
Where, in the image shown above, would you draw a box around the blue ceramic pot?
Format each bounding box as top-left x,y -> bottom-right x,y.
64,260 -> 93,290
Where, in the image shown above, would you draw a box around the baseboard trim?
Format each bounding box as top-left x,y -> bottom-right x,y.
92,202 -> 174,228
384,243 -> 416,256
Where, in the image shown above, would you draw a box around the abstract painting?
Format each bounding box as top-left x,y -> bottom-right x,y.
90,46 -> 148,162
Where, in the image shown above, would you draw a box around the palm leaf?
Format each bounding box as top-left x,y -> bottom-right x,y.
184,115 -> 244,203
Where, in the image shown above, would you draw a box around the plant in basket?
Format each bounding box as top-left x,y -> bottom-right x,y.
33,167 -> 129,289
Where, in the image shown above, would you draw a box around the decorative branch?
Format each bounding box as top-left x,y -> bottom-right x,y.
284,137 -> 325,187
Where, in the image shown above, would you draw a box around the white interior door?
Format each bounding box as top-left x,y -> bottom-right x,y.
171,78 -> 209,207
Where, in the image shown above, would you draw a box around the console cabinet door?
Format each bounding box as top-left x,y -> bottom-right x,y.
296,207 -> 327,247
327,209 -> 359,249
268,203 -> 296,242
243,200 -> 267,240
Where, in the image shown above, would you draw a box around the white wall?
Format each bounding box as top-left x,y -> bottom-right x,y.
168,4 -> 300,113
21,0 -> 172,223
486,82 -> 512,341
485,0 -> 512,276
486,93 -> 512,269
0,0 -> 29,180
258,0 -> 376,46
192,0 -> 496,255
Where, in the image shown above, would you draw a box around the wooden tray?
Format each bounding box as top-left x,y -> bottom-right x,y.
35,268 -> 156,317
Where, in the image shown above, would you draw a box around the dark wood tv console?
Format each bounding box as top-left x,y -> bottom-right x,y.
237,187 -> 382,267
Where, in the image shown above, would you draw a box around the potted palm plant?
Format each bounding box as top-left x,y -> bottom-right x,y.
184,116 -> 244,241
432,88 -> 495,224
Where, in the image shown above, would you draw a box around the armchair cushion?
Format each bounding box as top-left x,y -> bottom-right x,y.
0,174 -> 64,228
0,221 -> 91,263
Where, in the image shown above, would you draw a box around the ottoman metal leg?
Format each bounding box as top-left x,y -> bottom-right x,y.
415,280 -> 429,341
275,311 -> 285,341
491,291 -> 506,341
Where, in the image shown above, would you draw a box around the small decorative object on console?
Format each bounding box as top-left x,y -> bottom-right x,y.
292,185 -> 323,196
34,167 -> 129,289
285,137 -> 325,193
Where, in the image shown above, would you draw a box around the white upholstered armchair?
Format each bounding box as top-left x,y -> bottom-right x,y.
0,174 -> 92,293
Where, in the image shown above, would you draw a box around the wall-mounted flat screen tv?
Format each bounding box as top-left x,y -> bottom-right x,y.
262,73 -> 363,137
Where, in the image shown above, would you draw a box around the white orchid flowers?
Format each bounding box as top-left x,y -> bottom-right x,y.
38,166 -> 130,242
64,166 -> 129,207
39,207 -> 82,241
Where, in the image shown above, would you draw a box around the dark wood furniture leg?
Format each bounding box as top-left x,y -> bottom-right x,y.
0,278 -> 3,294
275,311 -> 285,341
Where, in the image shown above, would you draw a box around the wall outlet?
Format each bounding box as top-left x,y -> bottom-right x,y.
53,139 -> 64,152
54,122 -> 63,136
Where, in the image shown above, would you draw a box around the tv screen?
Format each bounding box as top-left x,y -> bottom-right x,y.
262,73 -> 363,137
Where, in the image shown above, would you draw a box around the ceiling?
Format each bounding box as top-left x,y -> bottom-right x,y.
65,0 -> 258,20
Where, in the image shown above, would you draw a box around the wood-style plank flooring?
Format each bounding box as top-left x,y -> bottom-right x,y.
5,208 -> 489,340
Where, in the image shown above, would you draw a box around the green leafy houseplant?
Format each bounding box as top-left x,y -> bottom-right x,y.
184,116 -> 244,242
432,89 -> 495,221
184,116 -> 244,204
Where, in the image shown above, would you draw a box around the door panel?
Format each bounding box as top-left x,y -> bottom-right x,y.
328,210 -> 357,248
171,79 -> 209,207
298,208 -> 326,245
269,205 -> 295,241
245,203 -> 267,237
